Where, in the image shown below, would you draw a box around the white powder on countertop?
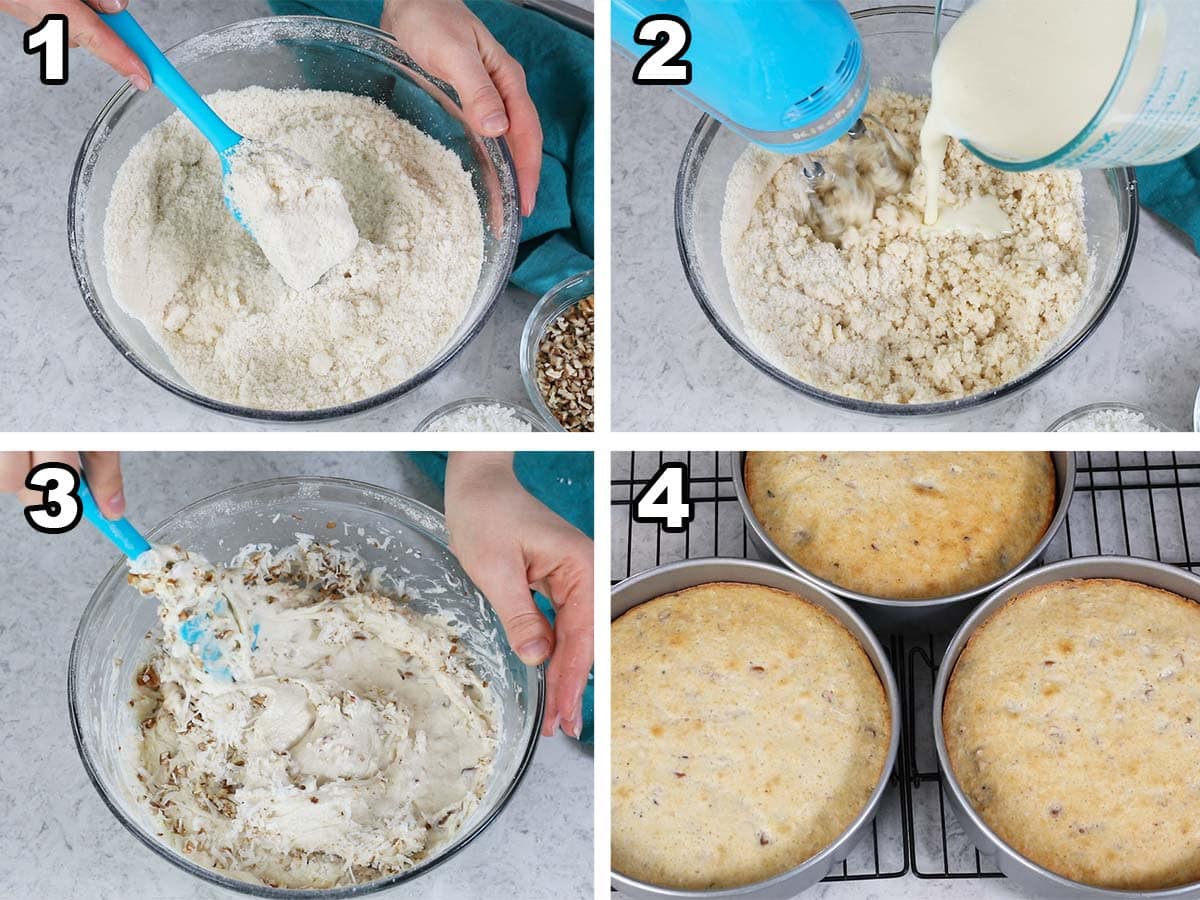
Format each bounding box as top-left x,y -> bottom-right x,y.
425,403 -> 535,432
721,89 -> 1089,405
104,87 -> 483,411
1055,407 -> 1165,432
224,141 -> 359,292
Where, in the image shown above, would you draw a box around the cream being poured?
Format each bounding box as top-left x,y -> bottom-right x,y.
920,0 -> 1151,227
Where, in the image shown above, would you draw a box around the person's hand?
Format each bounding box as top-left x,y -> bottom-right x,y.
0,451 -> 125,518
381,0 -> 542,216
445,452 -> 592,738
1,1 -> 150,89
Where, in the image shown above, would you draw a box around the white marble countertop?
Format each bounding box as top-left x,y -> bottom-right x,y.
0,0 -> 589,432
0,452 -> 593,899
612,9 -> 1200,432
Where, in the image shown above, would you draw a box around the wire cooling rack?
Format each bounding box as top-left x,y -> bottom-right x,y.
611,451 -> 1200,885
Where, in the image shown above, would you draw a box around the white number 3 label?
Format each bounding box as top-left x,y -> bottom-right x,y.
24,462 -> 82,534
634,463 -> 693,533
24,14 -> 69,85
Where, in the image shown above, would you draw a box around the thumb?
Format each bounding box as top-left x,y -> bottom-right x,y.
447,50 -> 509,137
473,560 -> 554,665
81,451 -> 125,519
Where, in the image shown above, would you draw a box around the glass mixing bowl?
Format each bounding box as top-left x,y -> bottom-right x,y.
68,477 -> 543,898
69,17 -> 520,424
675,4 -> 1139,419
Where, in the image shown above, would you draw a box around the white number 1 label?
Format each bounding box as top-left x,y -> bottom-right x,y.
24,14 -> 68,85
634,462 -> 693,533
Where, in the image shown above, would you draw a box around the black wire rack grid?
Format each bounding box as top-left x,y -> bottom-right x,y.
611,451 -> 1200,883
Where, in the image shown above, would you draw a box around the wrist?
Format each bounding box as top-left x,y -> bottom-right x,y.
446,452 -> 517,498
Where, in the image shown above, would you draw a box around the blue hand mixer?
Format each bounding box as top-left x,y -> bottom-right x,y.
612,0 -> 869,155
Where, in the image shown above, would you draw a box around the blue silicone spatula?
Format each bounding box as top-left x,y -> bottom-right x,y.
79,474 -> 239,680
98,10 -> 250,229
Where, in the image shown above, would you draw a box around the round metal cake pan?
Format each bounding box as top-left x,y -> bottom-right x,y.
732,451 -> 1076,632
610,557 -> 901,900
934,556 -> 1200,900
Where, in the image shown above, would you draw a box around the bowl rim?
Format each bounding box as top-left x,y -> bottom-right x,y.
68,15 -> 520,425
519,269 -> 596,432
1047,401 -> 1171,433
731,450 -> 1076,611
609,556 -> 901,899
673,4 -> 1140,420
932,555 -> 1200,898
415,395 -> 547,432
67,474 -> 545,898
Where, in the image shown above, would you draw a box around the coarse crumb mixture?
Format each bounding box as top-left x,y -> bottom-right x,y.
126,539 -> 497,890
104,87 -> 483,412
721,89 -> 1090,405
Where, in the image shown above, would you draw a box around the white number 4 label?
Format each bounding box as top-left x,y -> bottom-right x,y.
24,14 -> 69,86
634,462 -> 694,533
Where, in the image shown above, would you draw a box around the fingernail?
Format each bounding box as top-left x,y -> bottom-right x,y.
569,713 -> 583,738
106,491 -> 126,518
128,73 -> 151,92
517,638 -> 550,665
98,0 -> 125,11
482,112 -> 509,134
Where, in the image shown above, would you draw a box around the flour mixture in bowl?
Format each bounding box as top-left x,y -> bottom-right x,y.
104,87 -> 484,411
125,538 -> 497,890
721,89 -> 1089,405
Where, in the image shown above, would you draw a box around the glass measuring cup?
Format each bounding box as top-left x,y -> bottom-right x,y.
934,0 -> 1200,170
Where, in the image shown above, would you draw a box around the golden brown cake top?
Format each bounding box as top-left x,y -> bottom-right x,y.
743,451 -> 1056,600
611,582 -> 891,890
944,578 -> 1200,890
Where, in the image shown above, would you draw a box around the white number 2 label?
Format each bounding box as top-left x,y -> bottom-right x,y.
24,462 -> 82,534
634,462 -> 693,533
632,15 -> 692,86
24,14 -> 69,86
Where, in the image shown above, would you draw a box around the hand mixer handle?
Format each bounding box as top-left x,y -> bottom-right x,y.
78,474 -> 151,560
100,10 -> 242,156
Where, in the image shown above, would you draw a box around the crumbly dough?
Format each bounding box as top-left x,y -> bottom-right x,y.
126,539 -> 497,890
224,141 -> 359,292
611,582 -> 890,890
104,87 -> 483,411
743,451 -> 1056,599
944,578 -> 1200,890
721,89 -> 1089,404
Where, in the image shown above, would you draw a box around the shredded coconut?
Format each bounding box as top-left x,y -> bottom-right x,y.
104,87 -> 483,411
224,141 -> 359,292
424,403 -> 536,432
1055,407 -> 1165,432
721,89 -> 1090,405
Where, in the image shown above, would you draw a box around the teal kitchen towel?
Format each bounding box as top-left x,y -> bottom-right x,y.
269,0 -> 594,294
1138,148 -> 1200,254
410,451 -> 594,744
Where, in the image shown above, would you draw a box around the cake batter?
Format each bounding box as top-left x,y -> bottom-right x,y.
126,538 -> 498,890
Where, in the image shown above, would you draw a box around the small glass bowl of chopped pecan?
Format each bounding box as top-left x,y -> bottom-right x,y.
520,270 -> 595,432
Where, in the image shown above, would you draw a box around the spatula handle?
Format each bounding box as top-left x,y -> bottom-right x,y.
78,473 -> 151,559
100,10 -> 242,156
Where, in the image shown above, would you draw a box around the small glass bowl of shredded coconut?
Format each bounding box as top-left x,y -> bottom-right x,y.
1049,403 -> 1170,433
416,397 -> 544,432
